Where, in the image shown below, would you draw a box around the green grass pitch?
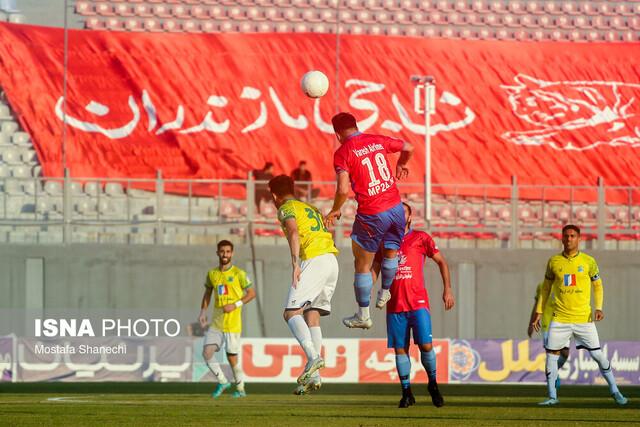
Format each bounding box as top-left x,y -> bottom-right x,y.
0,383 -> 638,426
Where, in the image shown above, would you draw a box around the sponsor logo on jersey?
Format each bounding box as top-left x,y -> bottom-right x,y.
578,265 -> 584,273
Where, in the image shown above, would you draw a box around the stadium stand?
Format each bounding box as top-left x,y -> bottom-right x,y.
68,0 -> 640,41
0,1 -> 638,248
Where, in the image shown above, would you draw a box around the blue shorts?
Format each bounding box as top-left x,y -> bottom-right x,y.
387,308 -> 433,349
351,203 -> 405,253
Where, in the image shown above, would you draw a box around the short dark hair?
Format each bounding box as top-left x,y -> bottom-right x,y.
269,174 -> 295,197
299,161 -> 307,166
331,112 -> 358,133
562,224 -> 581,235
402,202 -> 412,216
263,162 -> 274,170
217,240 -> 234,251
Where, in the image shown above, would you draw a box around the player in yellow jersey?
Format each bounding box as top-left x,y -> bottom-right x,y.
199,240 -> 256,399
268,175 -> 339,395
531,225 -> 627,406
527,282 -> 569,390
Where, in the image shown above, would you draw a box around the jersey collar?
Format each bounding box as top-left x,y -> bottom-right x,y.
345,131 -> 362,141
562,251 -> 580,259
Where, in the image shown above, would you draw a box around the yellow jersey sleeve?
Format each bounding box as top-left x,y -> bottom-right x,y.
589,257 -> 601,282
239,269 -> 253,289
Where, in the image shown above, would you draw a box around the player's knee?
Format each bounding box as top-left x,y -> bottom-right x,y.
420,343 -> 433,353
546,349 -> 562,356
394,348 -> 409,355
560,347 -> 570,359
203,345 -> 217,360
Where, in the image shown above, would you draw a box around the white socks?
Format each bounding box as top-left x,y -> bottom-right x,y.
590,349 -> 619,394
358,306 -> 370,320
232,363 -> 245,392
309,326 -> 322,379
206,359 -> 228,384
545,353 -> 559,399
287,315 -> 319,363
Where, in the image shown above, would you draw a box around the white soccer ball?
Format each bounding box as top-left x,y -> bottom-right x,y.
301,70 -> 329,98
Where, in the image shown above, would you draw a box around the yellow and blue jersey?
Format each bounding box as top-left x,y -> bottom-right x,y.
277,199 -> 338,261
205,265 -> 251,333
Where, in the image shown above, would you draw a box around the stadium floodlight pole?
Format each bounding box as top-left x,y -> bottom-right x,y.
62,0 -> 69,175
411,75 -> 436,229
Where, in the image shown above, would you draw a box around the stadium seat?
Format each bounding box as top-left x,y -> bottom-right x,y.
143,18 -> 162,32
105,182 -> 125,197
162,19 -> 180,32
1,121 -> 18,135
115,4 -> 134,17
580,2 -> 597,16
172,5 -> 189,19
471,0 -> 489,13
561,1 -> 577,15
489,0 -> 505,13
508,0 -> 524,14
133,4 -> 152,17
95,3 -> 114,16
11,165 -> 30,178
182,20 -> 199,32
75,1 -> 94,16
248,7 -> 267,21
153,5 -> 171,18
12,132 -> 30,145
1,147 -> 20,165
525,0 -> 543,14
124,18 -> 143,31
86,17 -> 106,30
105,18 -> 124,31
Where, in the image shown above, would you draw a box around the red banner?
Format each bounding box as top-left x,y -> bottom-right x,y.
0,23 -> 639,197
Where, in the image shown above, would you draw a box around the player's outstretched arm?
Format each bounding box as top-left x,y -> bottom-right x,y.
199,286 -> 213,328
283,217 -> 302,288
325,171 -> 349,227
396,142 -> 414,180
432,252 -> 454,311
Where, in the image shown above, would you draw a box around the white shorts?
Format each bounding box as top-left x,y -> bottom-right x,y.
285,253 -> 339,315
542,330 -> 570,350
204,328 -> 241,354
546,321 -> 600,351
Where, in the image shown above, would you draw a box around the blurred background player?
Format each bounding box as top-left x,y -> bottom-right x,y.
527,281 -> 570,390
199,240 -> 256,398
324,112 -> 414,329
532,225 -> 627,406
290,160 -> 319,200
372,202 -> 454,408
269,175 -> 340,394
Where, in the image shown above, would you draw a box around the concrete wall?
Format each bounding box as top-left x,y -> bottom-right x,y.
1,243 -> 639,341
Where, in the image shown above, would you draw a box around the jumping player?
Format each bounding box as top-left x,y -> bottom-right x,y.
324,112 -> 414,329
269,175 -> 340,394
199,240 -> 256,398
532,224 -> 627,406
373,202 -> 454,408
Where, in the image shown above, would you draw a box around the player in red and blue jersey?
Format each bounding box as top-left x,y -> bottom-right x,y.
324,112 -> 414,329
373,203 -> 455,408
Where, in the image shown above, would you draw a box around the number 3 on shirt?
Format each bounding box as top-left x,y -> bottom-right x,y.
362,153 -> 391,188
305,208 -> 328,232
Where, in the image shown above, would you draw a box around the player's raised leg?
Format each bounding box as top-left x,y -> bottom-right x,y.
376,205 -> 405,309
202,335 -> 231,398
342,241 -> 375,329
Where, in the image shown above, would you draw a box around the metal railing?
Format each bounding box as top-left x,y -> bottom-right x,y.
0,171 -> 638,249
